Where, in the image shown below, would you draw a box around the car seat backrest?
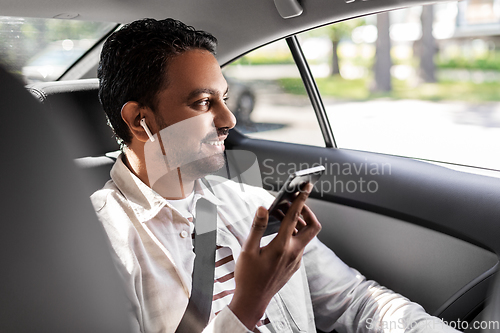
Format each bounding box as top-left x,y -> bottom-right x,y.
27,78 -> 119,158
75,151 -> 120,196
0,67 -> 132,333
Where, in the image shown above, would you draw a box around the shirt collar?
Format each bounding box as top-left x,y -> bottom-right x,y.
192,177 -> 225,214
110,153 -> 224,223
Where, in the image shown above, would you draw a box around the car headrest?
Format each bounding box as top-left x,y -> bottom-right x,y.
27,78 -> 119,158
0,67 -> 131,332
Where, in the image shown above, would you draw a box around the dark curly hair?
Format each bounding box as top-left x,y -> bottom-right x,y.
98,18 -> 217,146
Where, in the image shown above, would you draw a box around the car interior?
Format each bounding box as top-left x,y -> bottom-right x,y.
1,0 -> 500,332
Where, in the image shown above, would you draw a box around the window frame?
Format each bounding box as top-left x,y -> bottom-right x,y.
285,35 -> 337,148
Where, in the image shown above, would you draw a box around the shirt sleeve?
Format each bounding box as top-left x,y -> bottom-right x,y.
303,237 -> 460,333
203,306 -> 252,333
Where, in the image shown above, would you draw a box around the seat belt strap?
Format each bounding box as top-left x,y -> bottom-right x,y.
175,181 -> 217,333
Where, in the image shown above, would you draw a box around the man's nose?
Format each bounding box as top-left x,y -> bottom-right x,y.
213,101 -> 237,131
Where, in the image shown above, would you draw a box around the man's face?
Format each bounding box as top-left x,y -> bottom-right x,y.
145,49 -> 236,187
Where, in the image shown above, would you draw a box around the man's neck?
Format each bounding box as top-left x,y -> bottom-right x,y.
123,147 -> 195,199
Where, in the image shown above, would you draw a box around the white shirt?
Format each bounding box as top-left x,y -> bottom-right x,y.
165,191 -> 195,234
165,185 -> 274,332
91,154 -> 460,333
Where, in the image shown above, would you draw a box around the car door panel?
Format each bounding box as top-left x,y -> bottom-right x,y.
226,129 -> 500,324
307,198 -> 497,317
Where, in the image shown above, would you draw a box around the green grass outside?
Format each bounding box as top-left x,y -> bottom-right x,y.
436,54 -> 500,71
231,53 -> 500,70
278,75 -> 500,102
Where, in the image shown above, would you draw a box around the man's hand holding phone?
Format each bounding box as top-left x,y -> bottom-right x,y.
228,182 -> 322,330
266,165 -> 325,235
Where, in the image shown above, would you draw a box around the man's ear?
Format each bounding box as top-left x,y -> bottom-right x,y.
121,101 -> 153,143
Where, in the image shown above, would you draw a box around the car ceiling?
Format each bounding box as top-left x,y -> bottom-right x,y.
2,0 -> 449,64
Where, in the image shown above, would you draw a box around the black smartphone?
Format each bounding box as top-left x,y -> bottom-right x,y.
264,165 -> 325,236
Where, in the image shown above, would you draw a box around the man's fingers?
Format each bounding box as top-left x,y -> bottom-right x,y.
272,208 -> 286,221
294,204 -> 322,246
300,204 -> 318,226
275,183 -> 313,243
296,214 -> 307,231
243,206 -> 269,252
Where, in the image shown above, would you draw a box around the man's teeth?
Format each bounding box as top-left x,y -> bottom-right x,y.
207,140 -> 223,146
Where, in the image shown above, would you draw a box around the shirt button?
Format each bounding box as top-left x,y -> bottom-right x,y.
180,230 -> 189,238
275,322 -> 285,330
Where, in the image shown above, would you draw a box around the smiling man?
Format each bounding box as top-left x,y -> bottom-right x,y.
93,18 -> 460,333
123,49 -> 233,199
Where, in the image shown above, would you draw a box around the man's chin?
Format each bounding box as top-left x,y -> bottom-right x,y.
150,153 -> 225,198
180,152 -> 226,181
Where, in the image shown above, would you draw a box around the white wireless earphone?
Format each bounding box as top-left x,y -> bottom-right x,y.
140,118 -> 155,142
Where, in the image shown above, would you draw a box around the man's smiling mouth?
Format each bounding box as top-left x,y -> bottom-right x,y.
201,132 -> 228,148
206,140 -> 224,146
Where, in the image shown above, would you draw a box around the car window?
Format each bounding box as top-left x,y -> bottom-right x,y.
294,1 -> 500,171
0,16 -> 115,84
222,39 -> 326,147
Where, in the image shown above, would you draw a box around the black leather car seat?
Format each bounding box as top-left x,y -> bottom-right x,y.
0,66 -> 132,333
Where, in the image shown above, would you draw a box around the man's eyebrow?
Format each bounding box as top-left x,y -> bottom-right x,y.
186,88 -> 216,101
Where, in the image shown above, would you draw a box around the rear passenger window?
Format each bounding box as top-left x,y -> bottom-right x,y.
0,16 -> 114,84
222,39 -> 325,147
296,3 -> 500,171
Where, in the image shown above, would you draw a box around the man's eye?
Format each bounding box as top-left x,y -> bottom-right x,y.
193,99 -> 210,110
223,97 -> 229,104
